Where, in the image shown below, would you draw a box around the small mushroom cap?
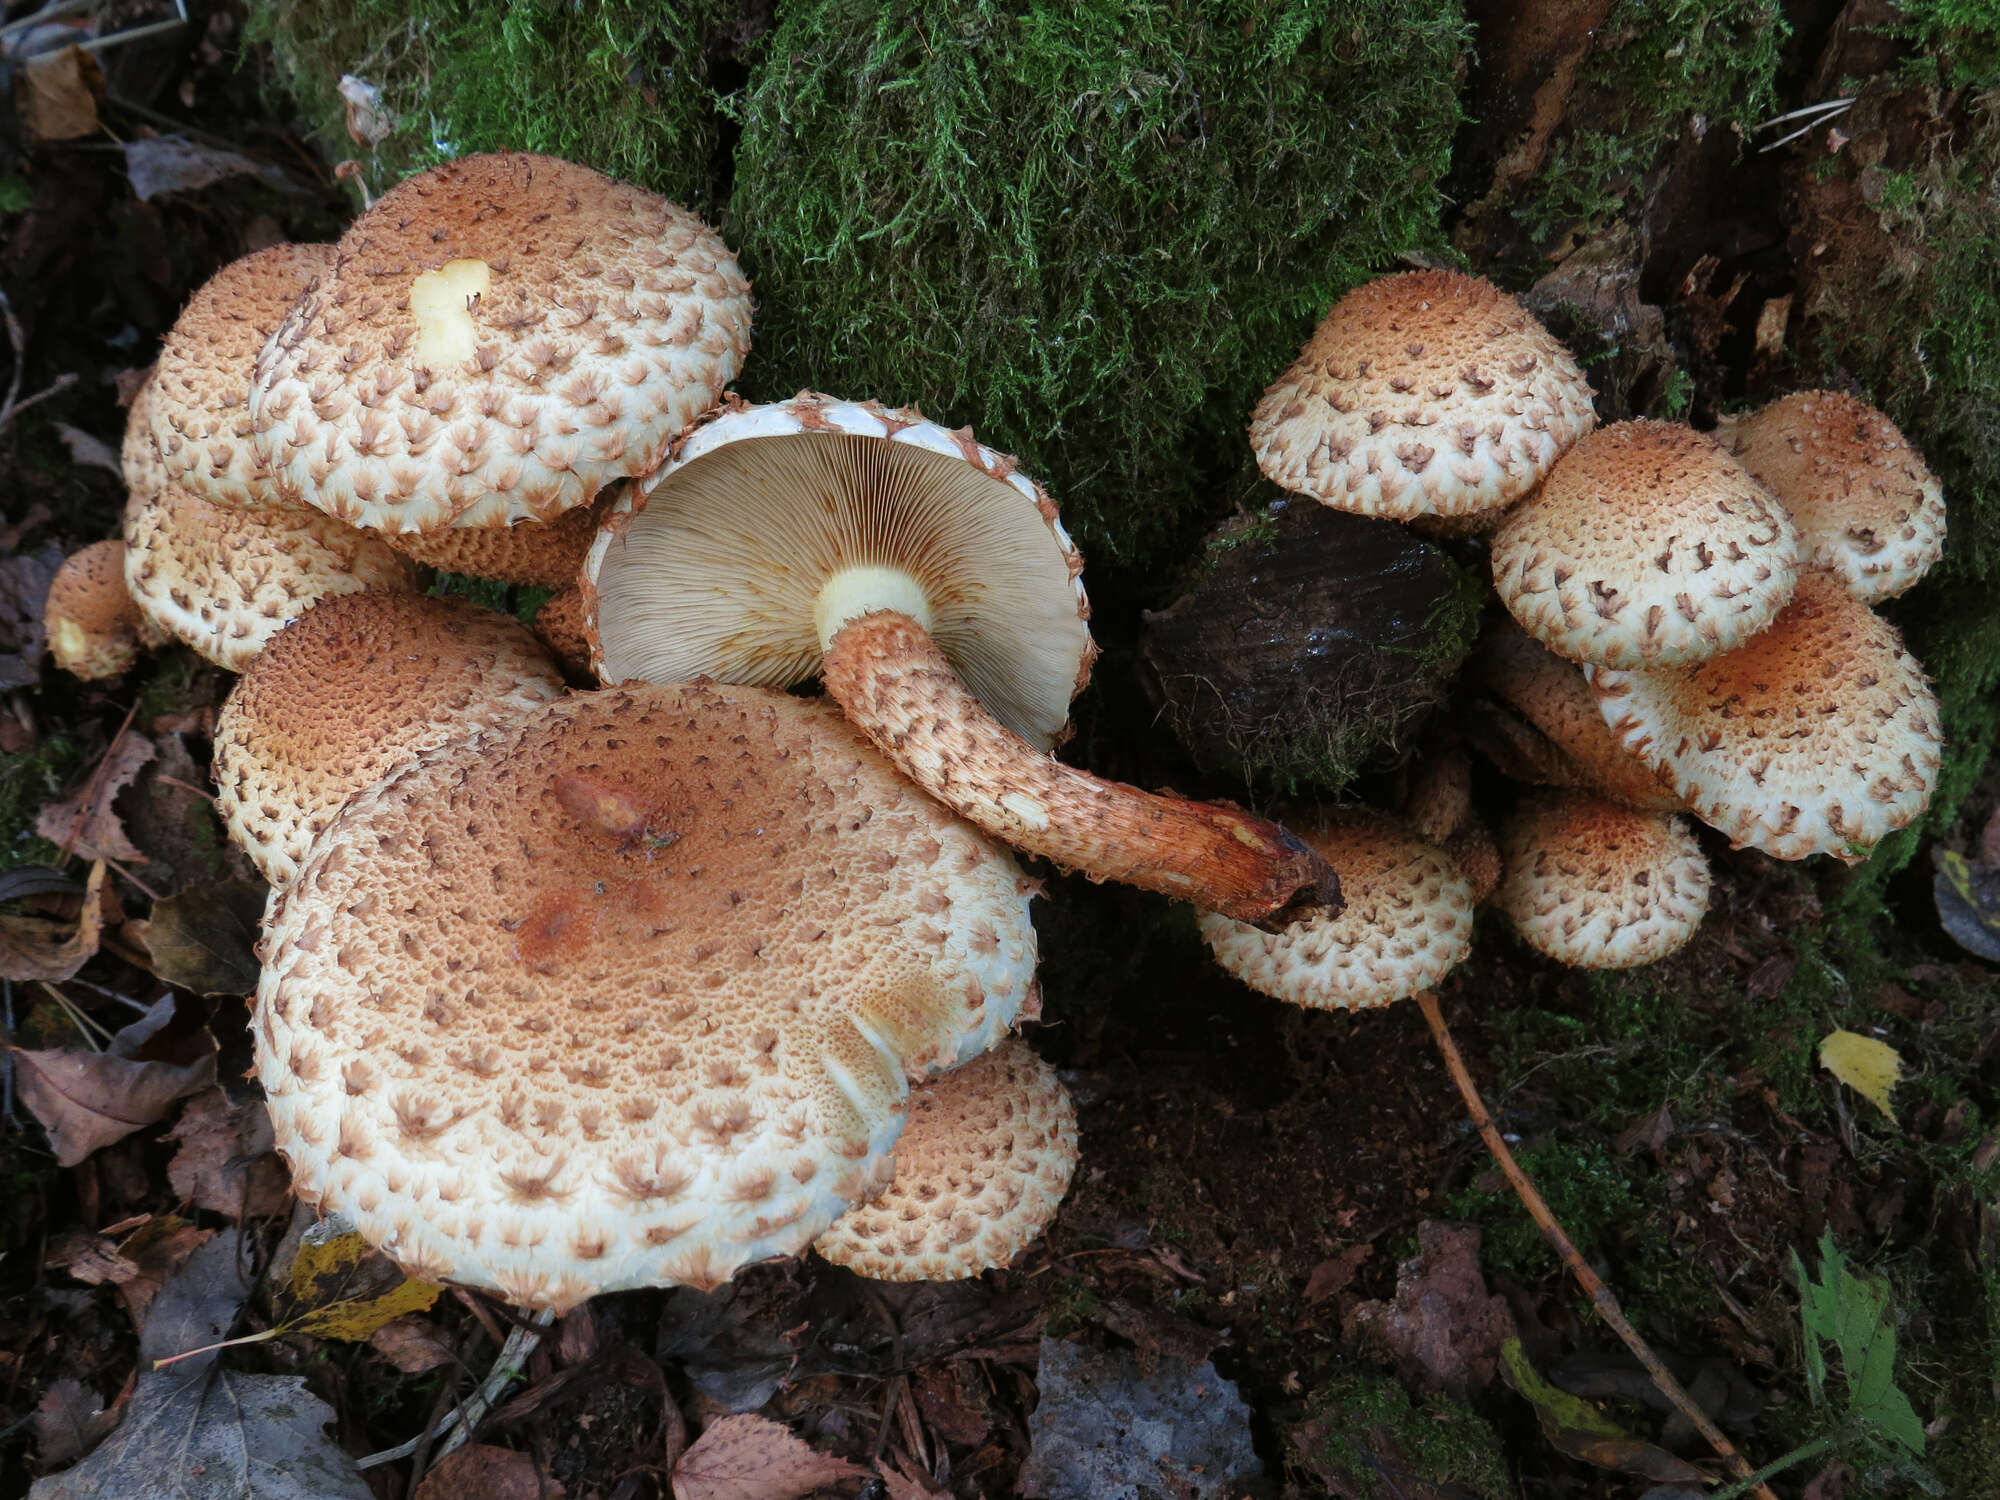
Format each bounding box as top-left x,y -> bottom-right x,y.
378,487 -> 612,588
123,486 -> 424,671
122,380 -> 169,500
1200,809 -> 1473,1010
585,392 -> 1092,750
1249,270 -> 1596,520
1589,571 -> 1941,863
813,1040 -> 1077,1282
45,539 -> 145,681
1474,622 -> 1681,810
1496,792 -> 1710,968
1721,391 -> 1945,602
256,682 -> 1042,1309
1492,422 -> 1801,668
213,593 -> 566,887
251,153 -> 752,533
149,244 -> 337,510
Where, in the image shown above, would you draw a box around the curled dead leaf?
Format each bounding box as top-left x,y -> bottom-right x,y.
36,733 -> 155,864
0,861 -> 107,982
13,995 -> 218,1166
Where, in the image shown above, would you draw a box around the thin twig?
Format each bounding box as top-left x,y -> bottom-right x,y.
1413,990 -> 1779,1500
356,1308 -> 556,1469
0,288 -> 80,434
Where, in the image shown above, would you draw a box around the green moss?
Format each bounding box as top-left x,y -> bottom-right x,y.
245,0 -> 737,212
730,0 -> 1469,584
1891,0 -> 2000,90
0,734 -> 86,871
1297,1371 -> 1508,1497
1509,0 -> 1787,248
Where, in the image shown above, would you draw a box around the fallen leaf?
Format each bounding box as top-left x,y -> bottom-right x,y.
413,1444 -> 560,1500
368,1316 -> 457,1374
672,1413 -> 868,1500
1819,1030 -> 1904,1123
123,137 -> 296,202
1933,849 -> 2000,963
1344,1221 -> 1514,1399
1304,1242 -> 1373,1304
52,424 -> 120,476
279,1226 -> 441,1342
142,883 -> 267,997
0,541 -> 62,682
36,733 -> 156,864
163,1089 -> 289,1220
110,1219 -> 218,1330
34,1378 -> 124,1467
0,860 -> 107,982
1499,1338 -> 1706,1485
1614,1103 -> 1676,1156
18,46 -> 101,141
14,995 -> 218,1166
878,1455 -> 948,1500
139,1229 -> 251,1364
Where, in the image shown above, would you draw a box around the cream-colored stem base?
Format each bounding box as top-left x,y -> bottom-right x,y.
822,611 -> 1340,927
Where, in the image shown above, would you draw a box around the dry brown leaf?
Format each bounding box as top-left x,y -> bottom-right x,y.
44,1231 -> 141,1287
413,1443 -> 561,1500
109,1219 -> 216,1330
13,998 -> 217,1166
18,46 -> 101,142
1303,1243 -> 1372,1304
33,1377 -> 125,1467
163,1089 -> 290,1220
368,1316 -> 457,1374
672,1414 -> 867,1500
0,861 -> 108,982
36,734 -> 156,864
1344,1222 -> 1515,1399
878,1454 -> 947,1500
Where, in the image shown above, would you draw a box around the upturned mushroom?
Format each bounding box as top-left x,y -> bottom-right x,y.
1249,269 -> 1595,521
1201,808 -> 1474,1010
813,1039 -> 1077,1281
1720,391 -> 1946,603
256,681 -> 1042,1309
1588,571 -> 1941,863
123,485 -> 423,671
1491,422 -> 1801,668
212,592 -> 567,886
250,152 -> 752,534
583,393 -> 1338,926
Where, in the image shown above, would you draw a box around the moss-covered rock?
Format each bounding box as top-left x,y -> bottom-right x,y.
729,0 -> 1469,584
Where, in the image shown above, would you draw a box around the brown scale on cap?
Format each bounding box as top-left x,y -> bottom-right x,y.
1588,571 -> 1941,864
813,1039 -> 1077,1281
1201,809 -> 1473,1010
212,592 -> 566,886
122,379 -> 169,501
45,540 -> 147,681
250,153 -> 752,533
1492,422 -> 1801,668
1721,391 -> 1946,603
1474,622 -> 1681,810
124,486 -> 424,672
380,485 -> 614,588
589,393 -> 1338,927
149,244 -> 337,510
1250,270 -> 1596,520
1496,792 -> 1710,968
256,682 -> 1042,1308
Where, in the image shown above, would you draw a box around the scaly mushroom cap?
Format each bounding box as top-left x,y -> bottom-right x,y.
585,393 -> 1092,750
1249,270 -> 1596,520
213,593 -> 566,887
1475,622 -> 1681,810
1492,422 -> 1801,668
1496,793 -> 1710,968
1721,391 -> 1945,602
1200,809 -> 1473,1010
379,486 -> 612,588
123,485 -> 424,671
251,153 -> 753,533
122,380 -> 169,500
149,243 -> 337,510
530,588 -> 592,677
45,539 -> 146,681
813,1040 -> 1076,1281
256,682 -> 1042,1310
1588,571 -> 1941,863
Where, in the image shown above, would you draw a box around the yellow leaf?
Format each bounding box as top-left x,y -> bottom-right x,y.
280,1228 -> 441,1343
1818,1030 -> 1903,1123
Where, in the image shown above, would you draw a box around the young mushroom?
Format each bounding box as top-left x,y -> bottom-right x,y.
256,682 -> 1043,1309
1201,808 -> 1474,1010
212,592 -> 567,886
583,393 -> 1339,927
813,1039 -> 1077,1281
44,539 -> 149,681
1720,391 -> 1946,603
1588,571 -> 1941,863
1495,792 -> 1711,968
1250,269 -> 1596,521
250,152 -> 752,534
1491,422 -> 1801,668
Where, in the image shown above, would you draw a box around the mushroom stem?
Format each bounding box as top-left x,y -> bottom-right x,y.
821,610 -> 1340,926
